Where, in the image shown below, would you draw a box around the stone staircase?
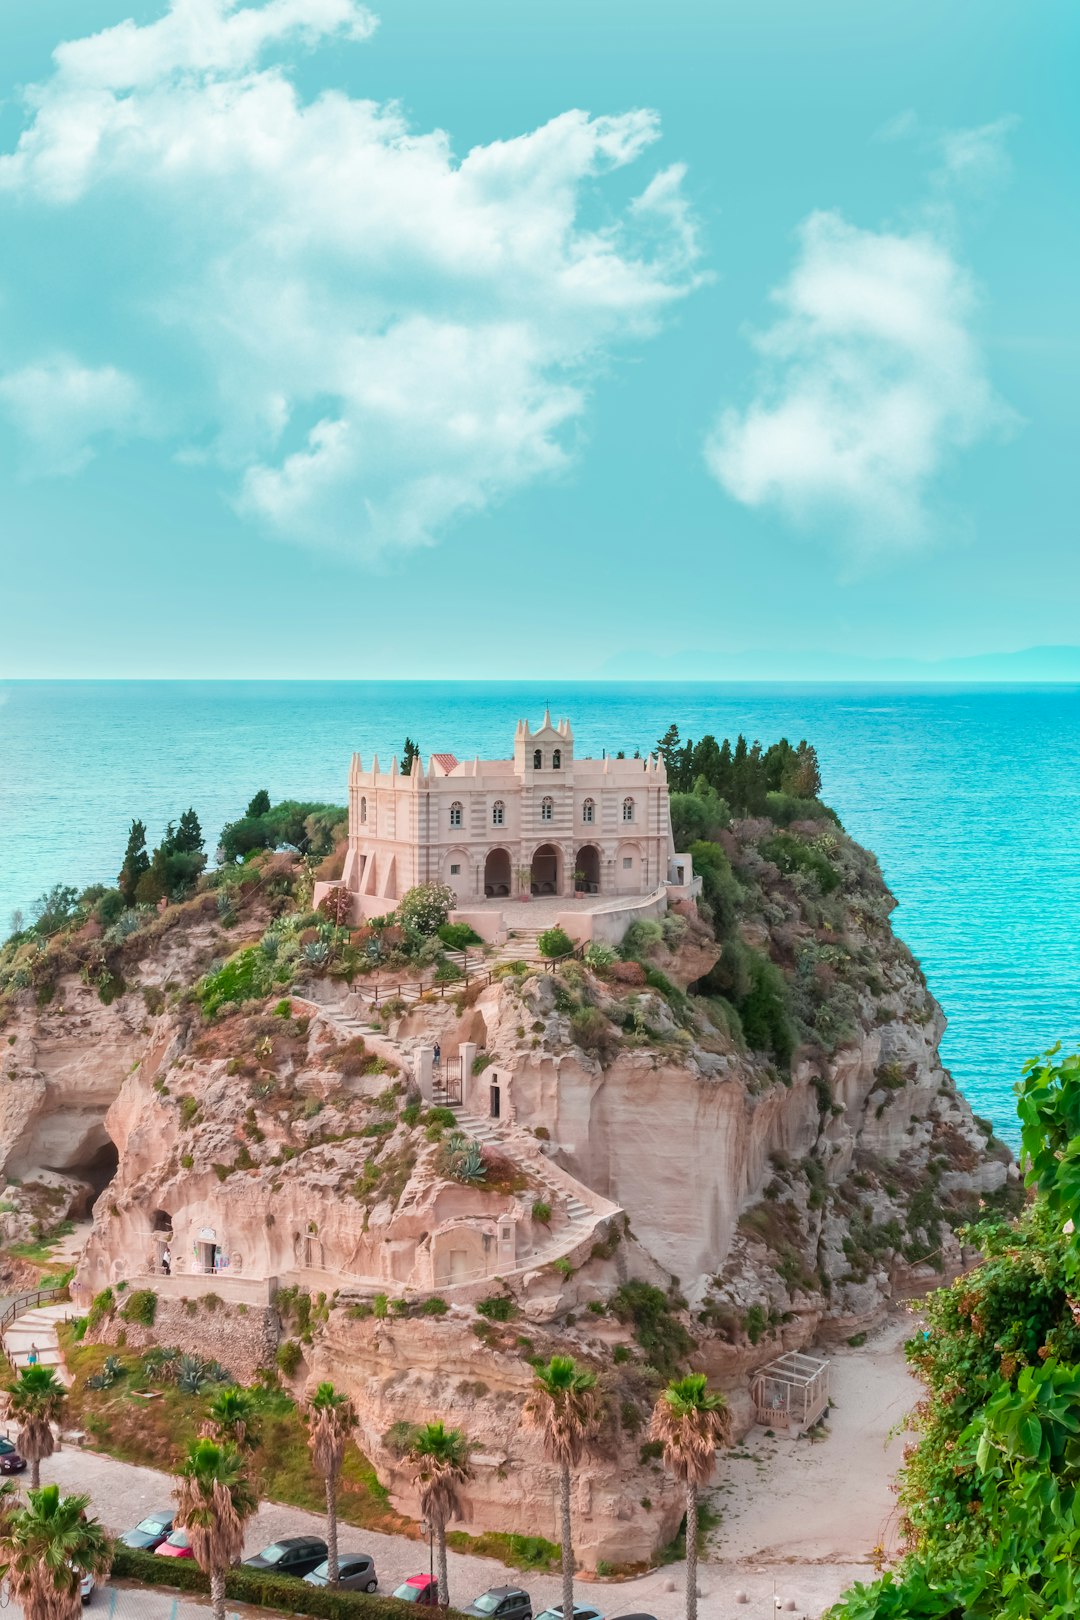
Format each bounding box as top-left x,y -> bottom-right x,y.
3,1302 -> 78,1384
436,1107 -> 599,1271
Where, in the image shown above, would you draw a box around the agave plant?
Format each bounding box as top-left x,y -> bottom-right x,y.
142,1347 -> 181,1384
304,940 -> 330,967
86,1354 -> 126,1392
177,1354 -> 210,1395
449,1139 -> 486,1183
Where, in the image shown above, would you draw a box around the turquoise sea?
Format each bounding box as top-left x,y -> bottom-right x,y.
2,680 -> 1078,1141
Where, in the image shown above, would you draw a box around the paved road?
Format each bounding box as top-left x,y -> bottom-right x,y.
27,1445 -> 865,1620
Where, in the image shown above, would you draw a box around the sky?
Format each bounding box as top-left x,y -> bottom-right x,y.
0,0 -> 1076,678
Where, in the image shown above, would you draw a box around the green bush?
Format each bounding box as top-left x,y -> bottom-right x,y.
610,1281 -> 694,1378
119,1288 -> 157,1327
537,926 -> 574,959
110,1545 -> 461,1620
437,922 -> 481,951
197,946 -> 275,1016
476,1294 -> 517,1322
420,1296 -> 449,1316
86,1287 -> 115,1334
276,1338 -> 303,1376
621,918 -> 664,957
582,942 -> 616,970
760,831 -> 840,895
398,883 -> 456,940
531,1200 -> 552,1224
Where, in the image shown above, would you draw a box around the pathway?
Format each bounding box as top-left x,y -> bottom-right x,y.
3,1300 -> 79,1381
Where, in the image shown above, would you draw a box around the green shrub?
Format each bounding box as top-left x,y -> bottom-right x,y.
531,1200 -> 552,1224
197,946 -> 276,1016
610,1281 -> 694,1377
398,883 -> 456,940
476,1293 -> 517,1322
420,1296 -> 449,1316
119,1288 -> 157,1327
437,922 -> 481,951
276,1338 -> 303,1376
582,942 -> 616,970
760,831 -> 840,895
621,918 -> 664,958
86,1287 -> 115,1334
537,927 -> 574,960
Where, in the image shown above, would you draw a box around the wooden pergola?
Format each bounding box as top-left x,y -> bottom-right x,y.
750,1351 -> 831,1432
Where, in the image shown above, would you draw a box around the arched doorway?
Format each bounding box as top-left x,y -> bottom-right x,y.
574,844 -> 601,894
531,843 -> 561,895
484,848 -> 511,897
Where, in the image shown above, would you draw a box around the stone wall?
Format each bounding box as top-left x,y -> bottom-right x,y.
96,1296 -> 279,1383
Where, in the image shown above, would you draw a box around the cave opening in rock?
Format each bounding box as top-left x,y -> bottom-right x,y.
63,1139 -> 120,1217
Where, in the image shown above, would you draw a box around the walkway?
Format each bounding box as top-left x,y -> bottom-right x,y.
4,1301 -> 78,1381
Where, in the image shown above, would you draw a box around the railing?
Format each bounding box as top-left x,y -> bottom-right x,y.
0,1286 -> 68,1370
361,942 -> 585,1008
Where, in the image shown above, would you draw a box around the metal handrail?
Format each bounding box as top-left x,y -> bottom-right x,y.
0,1286 -> 66,1334
363,939 -> 585,1008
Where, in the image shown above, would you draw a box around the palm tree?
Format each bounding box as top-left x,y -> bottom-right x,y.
0,1484 -> 111,1620
9,1366 -> 67,1488
405,1421 -> 472,1606
648,1374 -> 731,1620
305,1382 -> 356,1584
523,1356 -> 599,1620
203,1385 -> 261,1452
174,1437 -> 257,1620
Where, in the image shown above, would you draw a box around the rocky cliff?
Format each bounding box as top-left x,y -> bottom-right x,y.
0,809 -> 1016,1564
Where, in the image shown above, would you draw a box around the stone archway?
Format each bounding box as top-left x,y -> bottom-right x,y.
531,843 -> 561,896
484,848 -> 512,897
574,844 -> 601,894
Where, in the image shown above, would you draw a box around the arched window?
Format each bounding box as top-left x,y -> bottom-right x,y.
450,801 -> 463,827
622,797 -> 635,822
533,748 -> 542,769
360,796 -> 367,824
552,749 -> 561,770
541,796 -> 554,822
582,798 -> 595,824
492,800 -> 505,826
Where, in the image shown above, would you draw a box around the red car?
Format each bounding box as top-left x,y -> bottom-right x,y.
393,1575 -> 440,1606
156,1529 -> 194,1560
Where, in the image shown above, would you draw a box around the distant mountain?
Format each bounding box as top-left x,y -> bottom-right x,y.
599,645 -> 1080,682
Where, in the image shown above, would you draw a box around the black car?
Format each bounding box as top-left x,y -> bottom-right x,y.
0,1438 -> 26,1476
304,1553 -> 379,1593
119,1513 -> 174,1551
463,1589 -> 532,1620
242,1538 -> 328,1579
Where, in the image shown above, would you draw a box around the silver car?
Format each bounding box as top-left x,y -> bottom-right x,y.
303,1553 -> 379,1593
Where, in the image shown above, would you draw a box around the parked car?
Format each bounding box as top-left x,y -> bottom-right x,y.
463,1588 -> 532,1620
0,1437 -> 26,1475
609,1614 -> 659,1620
119,1512 -> 174,1551
392,1574 -> 440,1606
242,1538 -> 328,1579
156,1529 -> 195,1560
304,1553 -> 379,1593
79,1571 -> 95,1606
534,1606 -> 605,1620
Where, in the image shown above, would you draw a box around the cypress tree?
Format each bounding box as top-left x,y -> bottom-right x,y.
400,737 -> 420,775
246,789 -> 271,818
174,808 -> 204,855
117,819 -> 149,905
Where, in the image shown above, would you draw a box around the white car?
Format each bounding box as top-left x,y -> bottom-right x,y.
534,1606 -> 604,1620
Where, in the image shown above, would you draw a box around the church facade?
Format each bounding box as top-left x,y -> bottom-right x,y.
335,713 -> 682,918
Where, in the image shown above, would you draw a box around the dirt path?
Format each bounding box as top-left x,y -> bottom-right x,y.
707,1311 -> 919,1570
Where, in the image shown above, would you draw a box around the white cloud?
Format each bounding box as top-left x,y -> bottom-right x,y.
936,117 -> 1018,193
0,0 -> 700,555
0,357 -> 144,474
706,204 -> 1014,549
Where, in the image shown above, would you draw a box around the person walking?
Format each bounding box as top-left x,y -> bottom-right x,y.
161,1244 -> 171,1276
433,1042 -> 441,1069
26,1344 -> 38,1367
